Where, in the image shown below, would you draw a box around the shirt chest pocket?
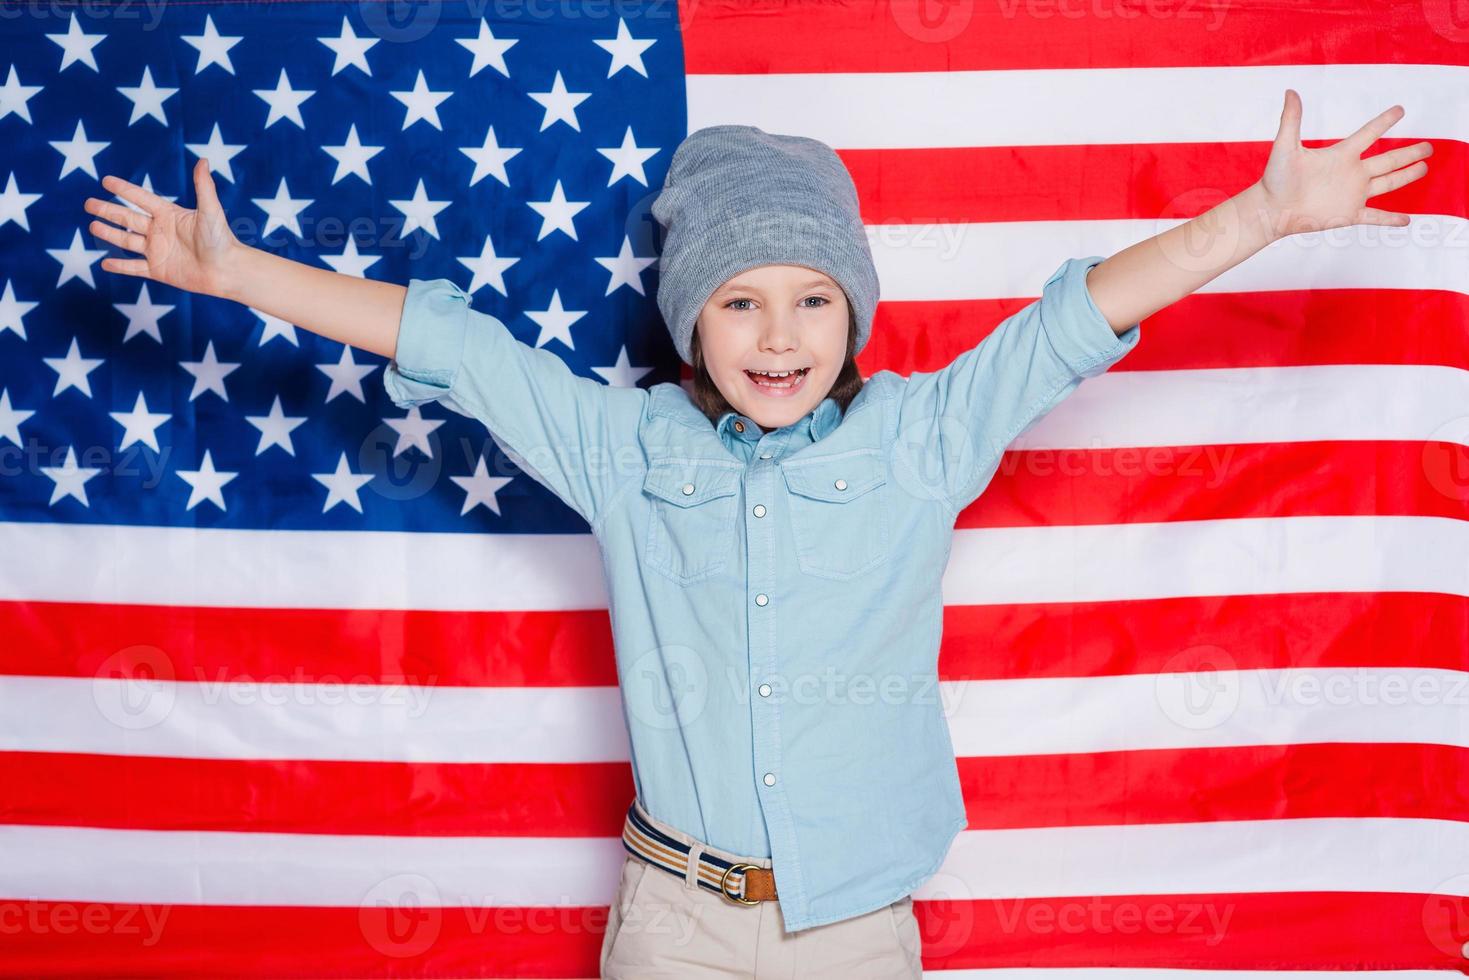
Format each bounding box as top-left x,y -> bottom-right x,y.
780,450 -> 889,580
641,460 -> 743,585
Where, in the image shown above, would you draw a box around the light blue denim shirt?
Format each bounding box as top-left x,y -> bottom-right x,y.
383,254 -> 1141,932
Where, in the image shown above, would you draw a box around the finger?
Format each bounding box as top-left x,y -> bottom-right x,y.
84,196 -> 152,235
1342,104 -> 1404,155
193,156 -> 223,214
100,173 -> 169,217
100,257 -> 152,278
1364,140 -> 1433,177
1367,160 -> 1429,197
1272,88 -> 1302,150
87,218 -> 148,256
1355,206 -> 1411,227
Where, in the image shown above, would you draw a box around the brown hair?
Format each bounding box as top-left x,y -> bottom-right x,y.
688,305 -> 866,424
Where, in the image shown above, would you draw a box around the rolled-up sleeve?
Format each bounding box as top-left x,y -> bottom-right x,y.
384,277 -> 648,528
895,254 -> 1141,516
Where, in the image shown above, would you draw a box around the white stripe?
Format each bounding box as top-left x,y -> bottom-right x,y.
0,817 -> 1463,906
869,216 -> 1469,302
933,971 -> 1458,979
3,665 -> 1461,763
687,64 -> 1465,148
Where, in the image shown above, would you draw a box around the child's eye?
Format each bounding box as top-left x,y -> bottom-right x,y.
724,297 -> 829,311
725,298 -> 754,311
802,296 -> 830,308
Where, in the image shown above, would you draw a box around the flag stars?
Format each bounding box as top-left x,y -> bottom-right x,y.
384,406 -> 446,458
117,67 -> 179,126
457,20 -> 518,77
0,173 -> 42,231
250,307 -> 300,347
41,446 -> 103,507
0,280 -> 39,338
390,70 -> 452,131
321,235 -> 383,279
0,389 -> 36,445
526,289 -> 587,350
115,174 -> 175,218
319,16 -> 380,76
115,282 -> 175,344
460,125 -> 522,188
451,456 -> 513,516
595,236 -> 657,296
176,449 -> 238,511
322,123 -> 384,185
593,18 -> 655,78
50,120 -> 109,180
457,233 -> 520,297
179,339 -> 241,401
109,392 -> 171,452
313,452 -> 374,513
0,66 -> 43,124
251,177 -> 314,238
527,180 -> 589,241
46,13 -> 108,72
597,127 -> 659,187
244,395 -> 307,456
182,14 -> 244,75
389,179 -> 451,240
592,347 -> 655,388
43,338 -> 104,397
185,124 -> 247,183
253,68 -> 316,129
527,71 -> 590,132
316,346 -> 378,403
47,229 -> 109,288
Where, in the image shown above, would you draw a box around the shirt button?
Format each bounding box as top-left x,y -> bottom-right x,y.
753,504 -> 766,518
758,683 -> 772,697
834,478 -> 847,491
763,773 -> 776,786
734,420 -> 745,433
681,483 -> 695,495
759,452 -> 772,460
755,593 -> 769,606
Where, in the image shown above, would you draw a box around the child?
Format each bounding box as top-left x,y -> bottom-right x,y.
84,90 -> 1429,978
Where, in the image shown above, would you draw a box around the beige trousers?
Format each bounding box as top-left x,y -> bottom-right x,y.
600,804 -> 922,978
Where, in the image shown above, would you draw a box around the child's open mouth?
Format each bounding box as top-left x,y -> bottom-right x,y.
744,367 -> 809,396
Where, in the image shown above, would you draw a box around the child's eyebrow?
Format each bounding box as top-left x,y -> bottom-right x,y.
718,279 -> 836,295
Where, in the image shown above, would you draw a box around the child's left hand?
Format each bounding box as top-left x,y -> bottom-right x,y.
1259,89 -> 1433,239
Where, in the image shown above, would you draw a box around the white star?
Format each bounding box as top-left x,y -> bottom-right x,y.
527,71 -> 590,132
456,20 -> 518,77
0,280 -> 39,338
117,67 -> 179,126
251,177 -> 313,238
595,236 -> 657,296
0,173 -> 43,231
182,15 -> 243,75
251,307 -> 299,347
459,125 -> 522,187
40,446 -> 103,507
0,389 -> 36,445
597,127 -> 659,187
592,346 -> 655,388
46,13 -> 107,72
252,68 -> 315,129
46,229 -> 108,288
184,123 -> 247,184
450,455 -> 514,516
0,66 -> 44,124
388,179 -> 451,240
319,16 -> 379,75
525,289 -> 587,350
321,234 -> 383,278
114,282 -> 175,343
49,120 -> 109,180
390,70 -> 452,131
457,234 -> 520,297
244,395 -> 307,456
312,451 -> 374,514
116,174 -> 175,218
322,123 -> 384,185
593,18 -> 656,78
109,391 -> 171,452
384,405 -> 446,458
179,339 -> 241,401
43,337 -> 104,397
316,345 -> 378,403
526,180 -> 589,241
176,449 -> 238,512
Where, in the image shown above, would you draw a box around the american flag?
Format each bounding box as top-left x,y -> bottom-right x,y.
2,0 -> 1466,975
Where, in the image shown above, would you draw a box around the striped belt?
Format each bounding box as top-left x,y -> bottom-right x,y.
621,801 -> 779,906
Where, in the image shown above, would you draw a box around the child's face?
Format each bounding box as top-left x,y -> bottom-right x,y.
695,264 -> 850,431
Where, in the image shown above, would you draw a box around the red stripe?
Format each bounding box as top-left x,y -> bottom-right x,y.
960,743 -> 1469,828
0,891 -> 1460,976
683,0 -> 1469,72
942,590 -> 1469,679
5,741 -> 1462,835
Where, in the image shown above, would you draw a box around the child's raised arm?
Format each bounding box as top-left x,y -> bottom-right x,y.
84,157 -> 406,360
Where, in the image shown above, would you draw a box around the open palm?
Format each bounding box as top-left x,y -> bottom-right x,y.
1260,89 -> 1432,238
83,156 -> 240,296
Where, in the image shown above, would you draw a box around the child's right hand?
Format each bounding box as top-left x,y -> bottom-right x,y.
84,156 -> 244,299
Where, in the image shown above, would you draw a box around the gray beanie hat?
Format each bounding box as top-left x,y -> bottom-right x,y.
650,124 -> 880,366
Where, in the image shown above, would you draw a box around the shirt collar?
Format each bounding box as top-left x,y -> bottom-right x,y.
717,397 -> 842,446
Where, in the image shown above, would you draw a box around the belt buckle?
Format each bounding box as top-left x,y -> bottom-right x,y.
719,862 -> 760,906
